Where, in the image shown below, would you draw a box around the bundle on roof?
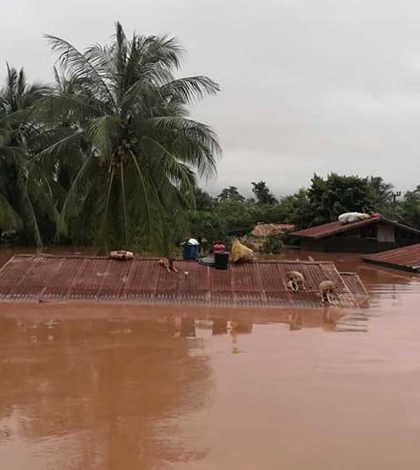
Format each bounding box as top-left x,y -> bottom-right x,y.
338,212 -> 371,225
230,239 -> 254,263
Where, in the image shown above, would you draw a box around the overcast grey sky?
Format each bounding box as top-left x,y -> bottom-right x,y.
1,0 -> 420,196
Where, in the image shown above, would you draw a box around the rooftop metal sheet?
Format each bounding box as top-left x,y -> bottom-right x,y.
339,272 -> 370,307
290,216 -> 382,239
0,255 -> 366,309
362,243 -> 420,272
290,216 -> 420,240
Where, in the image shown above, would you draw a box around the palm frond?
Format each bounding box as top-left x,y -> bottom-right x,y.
35,93 -> 101,125
32,130 -> 83,165
84,44 -> 113,78
142,116 -> 220,177
140,136 -> 196,203
0,108 -> 30,128
58,154 -> 97,233
139,34 -> 184,70
0,145 -> 27,166
87,115 -> 120,158
45,34 -> 116,107
0,192 -> 23,231
127,149 -> 160,245
25,197 -> 43,247
120,161 -> 129,245
160,76 -> 220,103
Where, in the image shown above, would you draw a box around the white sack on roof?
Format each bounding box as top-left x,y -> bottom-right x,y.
338,212 -> 371,225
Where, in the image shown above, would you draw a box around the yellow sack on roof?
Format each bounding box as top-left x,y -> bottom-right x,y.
230,239 -> 254,263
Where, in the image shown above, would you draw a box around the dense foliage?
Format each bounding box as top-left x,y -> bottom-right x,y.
190,174 -> 418,245
0,23 -> 220,251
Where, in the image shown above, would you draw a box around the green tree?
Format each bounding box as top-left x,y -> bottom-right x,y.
215,198 -> 256,235
307,173 -> 371,226
189,210 -> 227,243
251,180 -> 276,205
276,188 -> 311,228
37,23 -> 220,251
366,176 -> 394,215
193,186 -> 216,211
218,186 -> 244,202
399,186 -> 420,228
261,230 -> 285,254
0,65 -> 54,245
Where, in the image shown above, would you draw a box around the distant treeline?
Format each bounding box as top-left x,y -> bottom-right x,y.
190,175 -> 420,244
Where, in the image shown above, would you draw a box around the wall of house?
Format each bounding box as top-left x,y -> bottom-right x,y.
301,238 -> 420,253
377,224 -> 395,243
395,226 -> 420,245
301,238 -> 397,253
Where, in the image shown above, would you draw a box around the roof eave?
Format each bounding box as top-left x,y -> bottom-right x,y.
381,217 -> 420,235
291,217 -> 383,240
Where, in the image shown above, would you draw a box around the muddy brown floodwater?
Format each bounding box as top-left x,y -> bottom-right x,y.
1,249 -> 420,469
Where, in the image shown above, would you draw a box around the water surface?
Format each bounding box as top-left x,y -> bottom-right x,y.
0,250 -> 420,469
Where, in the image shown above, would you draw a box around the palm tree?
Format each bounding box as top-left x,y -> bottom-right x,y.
37,23 -> 221,251
0,66 -> 54,245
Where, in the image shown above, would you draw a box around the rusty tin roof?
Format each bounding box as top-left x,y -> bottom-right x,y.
290,216 -> 420,240
362,243 -> 420,272
0,255 -> 366,308
339,272 -> 370,307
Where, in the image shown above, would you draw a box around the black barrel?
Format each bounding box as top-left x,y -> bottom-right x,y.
214,251 -> 229,270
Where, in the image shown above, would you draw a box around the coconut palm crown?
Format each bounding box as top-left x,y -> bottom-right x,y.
38,22 -> 221,250
0,66 -> 54,245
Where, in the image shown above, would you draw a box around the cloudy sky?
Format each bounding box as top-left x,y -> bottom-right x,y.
1,0 -> 420,196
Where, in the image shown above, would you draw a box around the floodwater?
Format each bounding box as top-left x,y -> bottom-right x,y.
1,250 -> 420,469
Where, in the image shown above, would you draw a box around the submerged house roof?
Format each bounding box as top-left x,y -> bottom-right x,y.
362,243 -> 420,272
251,223 -> 295,237
0,255 -> 367,308
290,215 -> 420,240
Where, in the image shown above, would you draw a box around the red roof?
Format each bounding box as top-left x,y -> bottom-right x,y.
290,216 -> 420,240
251,224 -> 295,237
0,255 -> 366,308
363,243 -> 420,272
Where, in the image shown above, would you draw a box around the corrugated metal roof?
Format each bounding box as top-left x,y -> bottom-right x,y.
362,243 -> 420,272
290,216 -> 420,239
0,255 -> 366,309
339,272 -> 370,307
251,224 -> 295,237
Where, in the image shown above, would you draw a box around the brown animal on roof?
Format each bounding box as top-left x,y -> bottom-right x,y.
287,271 -> 305,292
319,280 -> 336,304
158,256 -> 178,273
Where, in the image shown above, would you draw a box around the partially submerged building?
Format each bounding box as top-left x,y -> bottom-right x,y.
247,223 -> 295,251
362,243 -> 420,272
290,215 -> 420,253
0,254 -> 368,309
251,223 -> 295,238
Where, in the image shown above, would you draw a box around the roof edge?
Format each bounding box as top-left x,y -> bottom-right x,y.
291,216 -> 420,240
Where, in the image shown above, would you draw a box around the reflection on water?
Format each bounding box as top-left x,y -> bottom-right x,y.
1,250 -> 420,469
0,312 -> 213,469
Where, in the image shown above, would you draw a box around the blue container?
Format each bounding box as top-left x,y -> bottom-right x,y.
182,243 -> 199,260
